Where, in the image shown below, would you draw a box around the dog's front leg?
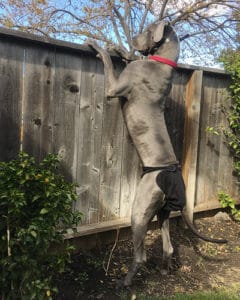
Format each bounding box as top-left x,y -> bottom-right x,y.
87,41 -> 132,98
87,41 -> 120,97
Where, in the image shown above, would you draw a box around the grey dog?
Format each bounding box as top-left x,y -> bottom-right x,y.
87,21 -> 227,287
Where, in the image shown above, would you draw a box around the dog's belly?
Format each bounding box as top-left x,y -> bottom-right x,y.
123,102 -> 177,166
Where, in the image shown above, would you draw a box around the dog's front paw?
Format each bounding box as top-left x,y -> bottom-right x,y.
85,39 -> 100,51
85,40 -> 104,59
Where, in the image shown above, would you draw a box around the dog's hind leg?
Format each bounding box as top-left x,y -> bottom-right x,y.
157,209 -> 173,275
123,173 -> 164,286
123,210 -> 149,286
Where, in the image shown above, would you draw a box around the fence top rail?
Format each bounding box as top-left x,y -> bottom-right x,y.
0,26 -> 227,76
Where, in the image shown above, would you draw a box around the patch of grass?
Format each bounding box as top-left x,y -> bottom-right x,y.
121,284 -> 240,300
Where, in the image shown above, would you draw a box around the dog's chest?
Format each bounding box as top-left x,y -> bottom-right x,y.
123,101 -> 162,137
125,61 -> 172,99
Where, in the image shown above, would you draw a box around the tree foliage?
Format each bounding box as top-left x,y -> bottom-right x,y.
0,1 -> 239,65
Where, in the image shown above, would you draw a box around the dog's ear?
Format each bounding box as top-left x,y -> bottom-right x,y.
153,22 -> 166,43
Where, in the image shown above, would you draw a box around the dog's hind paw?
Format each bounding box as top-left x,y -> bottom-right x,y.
115,277 -> 132,289
115,278 -> 124,289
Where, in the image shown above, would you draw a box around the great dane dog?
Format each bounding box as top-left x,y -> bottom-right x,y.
87,21 -> 227,287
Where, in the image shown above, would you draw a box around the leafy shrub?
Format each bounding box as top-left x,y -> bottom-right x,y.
0,152 -> 82,299
216,50 -> 240,217
220,49 -> 240,179
218,191 -> 240,222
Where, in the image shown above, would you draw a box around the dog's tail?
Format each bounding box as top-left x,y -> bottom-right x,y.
181,210 -> 228,244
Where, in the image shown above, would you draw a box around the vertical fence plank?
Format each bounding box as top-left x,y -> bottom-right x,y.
119,126 -> 141,218
88,61 -> 105,223
216,77 -> 238,195
182,70 -> 203,221
195,73 -> 239,210
195,74 -> 211,207
74,56 -> 105,224
0,40 -> 24,161
99,96 -> 124,222
53,50 -> 82,183
204,76 -> 221,200
73,55 -> 94,223
166,69 -> 190,162
22,45 -> 55,160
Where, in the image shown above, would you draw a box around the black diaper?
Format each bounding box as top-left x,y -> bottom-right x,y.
156,165 -> 186,212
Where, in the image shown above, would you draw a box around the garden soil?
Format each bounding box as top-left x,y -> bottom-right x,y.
55,211 -> 240,299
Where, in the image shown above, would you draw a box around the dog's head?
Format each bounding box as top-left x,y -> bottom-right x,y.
132,21 -> 179,57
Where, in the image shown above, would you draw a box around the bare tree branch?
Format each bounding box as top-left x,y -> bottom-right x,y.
113,5 -> 132,46
159,0 -> 170,20
49,9 -> 90,25
139,0 -> 154,33
48,8 -> 108,41
10,25 -> 50,37
180,18 -> 236,41
106,1 -> 124,46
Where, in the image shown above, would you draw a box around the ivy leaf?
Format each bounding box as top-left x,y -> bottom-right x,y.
30,230 -> 37,238
32,195 -> 41,202
40,208 -> 48,214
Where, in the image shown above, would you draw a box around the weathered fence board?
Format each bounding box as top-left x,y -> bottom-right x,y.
119,129 -> 141,218
87,60 -> 105,224
165,68 -> 190,162
99,96 -> 125,222
195,72 -> 239,209
75,56 -> 103,224
182,70 -> 203,221
22,44 -> 55,159
53,49 -> 82,185
0,39 -> 23,161
0,28 -> 239,234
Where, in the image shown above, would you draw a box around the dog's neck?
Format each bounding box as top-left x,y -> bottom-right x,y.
153,46 -> 179,63
149,55 -> 177,68
152,31 -> 180,63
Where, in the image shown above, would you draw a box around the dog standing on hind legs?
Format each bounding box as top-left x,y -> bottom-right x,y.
87,21 -> 227,287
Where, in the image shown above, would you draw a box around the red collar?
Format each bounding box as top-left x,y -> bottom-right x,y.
149,55 -> 177,68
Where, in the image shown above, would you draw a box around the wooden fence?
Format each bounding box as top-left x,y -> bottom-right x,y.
0,28 -> 238,236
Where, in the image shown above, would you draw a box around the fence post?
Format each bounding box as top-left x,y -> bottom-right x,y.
182,70 -> 203,222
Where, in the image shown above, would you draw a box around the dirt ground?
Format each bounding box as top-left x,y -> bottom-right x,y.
55,210 -> 240,299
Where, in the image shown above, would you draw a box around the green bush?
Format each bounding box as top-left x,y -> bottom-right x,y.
218,191 -> 240,222
220,50 -> 240,178
0,152 -> 82,299
216,50 -> 240,218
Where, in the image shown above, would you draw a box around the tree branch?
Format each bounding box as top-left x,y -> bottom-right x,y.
48,9 -> 103,31
113,5 -> 132,47
171,0 -> 226,25
12,25 -> 50,37
159,0 -> 170,20
106,1 -> 130,55
48,8 -> 109,41
139,0 -> 154,33
180,18 -> 235,41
